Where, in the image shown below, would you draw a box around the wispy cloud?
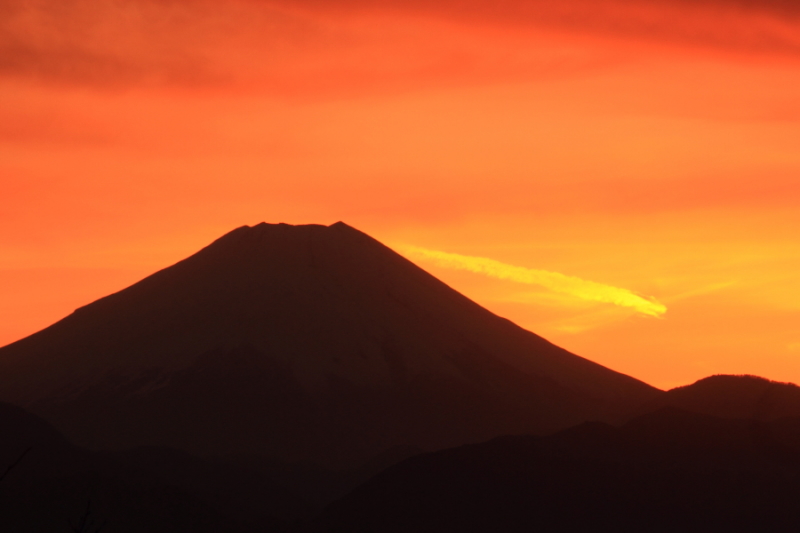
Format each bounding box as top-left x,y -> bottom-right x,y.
400,245 -> 666,317
2,0 -> 799,90
662,281 -> 736,303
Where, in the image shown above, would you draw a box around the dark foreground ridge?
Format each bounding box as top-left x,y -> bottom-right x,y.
4,377 -> 800,532
0,222 -> 656,468
314,406 -> 800,533
0,401 -> 296,532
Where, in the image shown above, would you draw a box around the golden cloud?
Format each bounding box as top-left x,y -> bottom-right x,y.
400,245 -> 666,317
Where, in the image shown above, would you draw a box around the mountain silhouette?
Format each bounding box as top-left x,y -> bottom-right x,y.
0,222 -> 657,467
641,374 -> 800,421
315,407 -> 800,532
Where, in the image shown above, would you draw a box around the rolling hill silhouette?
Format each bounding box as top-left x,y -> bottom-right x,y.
0,222 -> 657,467
640,374 -> 800,421
0,401 -> 296,532
315,407 -> 800,532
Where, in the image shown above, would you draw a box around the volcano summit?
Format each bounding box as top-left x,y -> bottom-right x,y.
0,222 -> 656,467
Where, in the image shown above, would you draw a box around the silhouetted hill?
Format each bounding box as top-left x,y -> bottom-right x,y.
314,408 -> 800,533
0,222 -> 657,467
641,374 -> 800,421
0,401 -> 297,532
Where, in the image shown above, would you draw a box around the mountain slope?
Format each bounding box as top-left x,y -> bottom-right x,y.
0,222 -> 657,466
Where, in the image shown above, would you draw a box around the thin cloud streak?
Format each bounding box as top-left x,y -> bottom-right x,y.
400,245 -> 667,317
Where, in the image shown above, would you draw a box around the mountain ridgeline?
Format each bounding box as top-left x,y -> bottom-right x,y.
0,222 -> 657,467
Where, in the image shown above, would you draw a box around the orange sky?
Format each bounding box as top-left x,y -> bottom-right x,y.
2,0 -> 799,389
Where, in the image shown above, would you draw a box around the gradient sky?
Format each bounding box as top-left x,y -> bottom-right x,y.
2,0 -> 799,389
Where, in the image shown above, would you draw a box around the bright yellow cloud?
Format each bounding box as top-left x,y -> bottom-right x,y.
399,245 -> 666,317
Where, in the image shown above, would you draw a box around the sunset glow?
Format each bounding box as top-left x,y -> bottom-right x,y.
2,0 -> 799,389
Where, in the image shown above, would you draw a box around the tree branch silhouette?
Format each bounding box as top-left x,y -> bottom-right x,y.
0,447 -> 32,483
70,500 -> 106,533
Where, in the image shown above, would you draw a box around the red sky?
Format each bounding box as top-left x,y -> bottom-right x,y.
2,0 -> 799,389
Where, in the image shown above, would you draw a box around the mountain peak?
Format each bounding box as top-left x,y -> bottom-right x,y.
199,220 -> 370,260
226,220 -> 354,233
